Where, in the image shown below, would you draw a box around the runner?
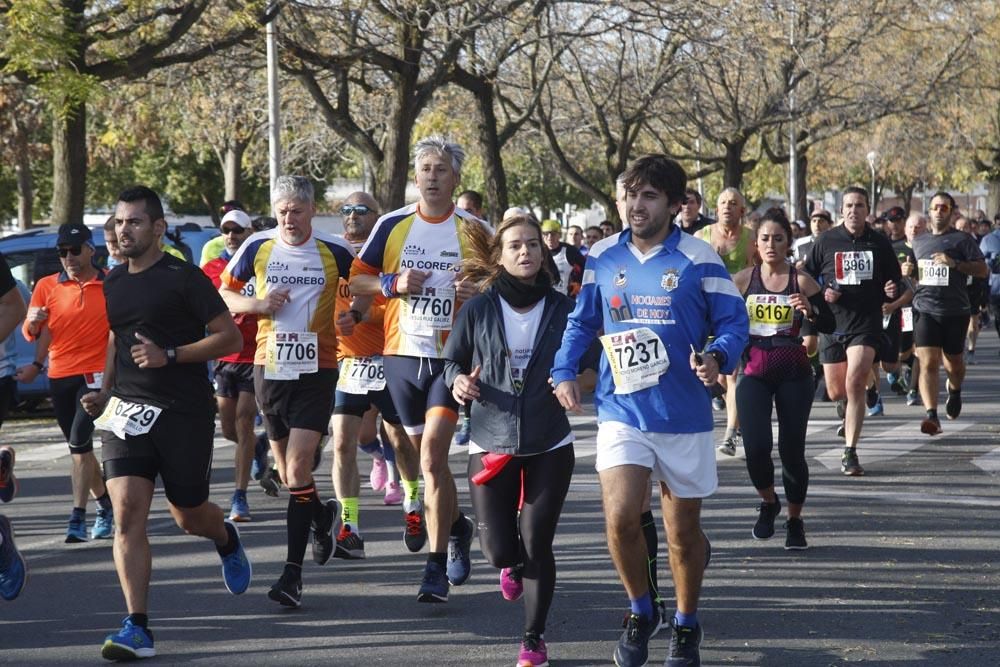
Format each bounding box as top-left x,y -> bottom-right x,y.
199,200 -> 246,266
330,191 -> 417,559
17,223 -> 115,542
584,225 -> 604,252
952,216 -> 989,363
541,219 -> 585,296
552,154 -> 749,667
201,209 -> 261,522
793,209 -> 833,366
103,216 -> 125,268
219,175 -> 354,607
911,193 -> 987,435
81,185 -> 251,660
733,209 -> 834,549
805,187 -> 902,476
676,188 -> 714,235
900,213 -> 928,405
979,217 -> 1000,348
444,213 -> 575,667
350,136 -> 487,602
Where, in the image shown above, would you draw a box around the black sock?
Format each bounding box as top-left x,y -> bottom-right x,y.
287,484 -> 317,566
927,408 -> 938,420
96,492 -> 113,512
450,511 -> 467,535
216,520 -> 238,557
428,552 -> 447,568
126,613 -> 150,631
640,510 -> 659,601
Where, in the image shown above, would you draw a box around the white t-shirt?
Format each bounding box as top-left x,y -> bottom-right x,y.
551,246 -> 572,295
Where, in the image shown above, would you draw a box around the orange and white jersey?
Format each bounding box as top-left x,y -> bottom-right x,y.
336,239 -> 385,360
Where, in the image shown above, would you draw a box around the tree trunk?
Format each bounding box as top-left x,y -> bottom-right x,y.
986,178 -> 1000,219
723,139 -> 746,189
472,85 -> 509,223
50,103 -> 87,226
793,149 -> 808,221
224,141 -> 247,202
12,123 -> 33,229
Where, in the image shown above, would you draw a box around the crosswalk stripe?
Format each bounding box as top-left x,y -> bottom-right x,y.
814,420 -> 973,470
971,447 -> 1000,472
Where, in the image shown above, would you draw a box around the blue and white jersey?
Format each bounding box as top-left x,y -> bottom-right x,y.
980,230 -> 1000,297
0,280 -> 30,378
551,225 -> 749,434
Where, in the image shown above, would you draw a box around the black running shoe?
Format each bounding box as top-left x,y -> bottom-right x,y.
784,517 -> 808,550
312,499 -> 341,565
841,447 -> 864,476
666,618 -> 703,667
836,421 -> 845,438
403,500 -> 428,553
920,416 -> 942,436
268,565 -> 302,608
614,612 -> 656,667
259,467 -> 281,497
865,385 -> 879,409
334,525 -> 366,560
945,387 -> 962,420
752,498 -> 781,540
835,399 -> 847,419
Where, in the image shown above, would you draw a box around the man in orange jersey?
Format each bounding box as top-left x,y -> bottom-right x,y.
17,223 -> 115,543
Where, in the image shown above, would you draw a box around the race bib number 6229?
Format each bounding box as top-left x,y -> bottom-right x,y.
93,396 -> 163,440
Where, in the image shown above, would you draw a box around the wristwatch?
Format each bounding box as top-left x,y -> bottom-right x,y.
165,347 -> 178,365
31,360 -> 45,372
707,350 -> 725,368
349,309 -> 363,324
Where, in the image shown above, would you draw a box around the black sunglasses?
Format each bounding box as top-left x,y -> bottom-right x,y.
220,226 -> 246,235
340,204 -> 372,217
58,246 -> 83,258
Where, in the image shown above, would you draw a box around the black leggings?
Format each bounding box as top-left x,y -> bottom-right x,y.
467,444 -> 574,635
735,373 -> 812,505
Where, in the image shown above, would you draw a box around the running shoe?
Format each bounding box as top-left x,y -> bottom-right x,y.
220,519 -> 252,595
334,525 -> 365,560
500,565 -> 524,601
920,415 -> 942,436
229,490 -> 251,523
752,498 -> 781,540
945,388 -> 962,420
717,434 -> 739,457
259,467 -> 281,497
711,396 -> 725,412
966,350 -> 976,365
836,421 -> 846,438
91,507 -> 114,540
906,389 -> 919,407
370,457 -> 388,492
417,560 -> 449,603
446,515 -> 475,586
887,372 -> 906,395
614,612 -> 656,667
841,447 -> 864,476
0,515 -> 26,601
0,447 -> 16,504
268,565 -> 302,608
666,618 -> 703,667
784,517 -> 808,550
66,512 -> 88,543
453,414 -> 471,446
383,480 -> 403,506
655,599 -> 669,637
251,433 -> 269,481
312,498 -> 341,565
403,499 -> 428,553
835,399 -> 847,419
865,385 -> 879,409
516,634 -> 549,667
101,618 -> 155,661
866,396 -> 884,417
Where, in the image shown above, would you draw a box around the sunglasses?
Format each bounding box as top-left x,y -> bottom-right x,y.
221,226 -> 246,235
58,246 -> 83,258
340,204 -> 372,217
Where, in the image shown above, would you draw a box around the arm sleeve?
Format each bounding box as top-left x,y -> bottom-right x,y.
701,270 -> 750,375
551,260 -> 604,384
442,298 -> 478,388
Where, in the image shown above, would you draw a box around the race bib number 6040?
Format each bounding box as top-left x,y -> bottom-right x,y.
599,327 -> 669,394
93,396 -> 163,440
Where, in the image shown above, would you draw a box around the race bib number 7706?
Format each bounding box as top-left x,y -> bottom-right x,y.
264,331 -> 318,380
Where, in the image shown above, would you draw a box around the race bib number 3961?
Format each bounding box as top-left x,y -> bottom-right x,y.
93,396 -> 162,440
265,331 -> 318,380
599,327 -> 669,394
834,251 -> 874,285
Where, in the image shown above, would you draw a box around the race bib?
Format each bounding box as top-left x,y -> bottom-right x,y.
834,251 -> 873,285
264,331 -> 318,380
917,259 -> 949,286
401,286 -> 455,335
94,396 -> 162,439
901,306 -> 914,333
746,294 -> 794,337
84,372 -> 104,390
599,327 -> 669,394
337,355 -> 386,394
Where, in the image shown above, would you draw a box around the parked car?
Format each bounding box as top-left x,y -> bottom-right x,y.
0,222 -> 220,409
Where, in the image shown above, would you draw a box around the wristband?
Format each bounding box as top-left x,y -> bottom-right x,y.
31,360 -> 45,371
165,348 -> 178,365
349,309 -> 363,324
379,273 -> 399,298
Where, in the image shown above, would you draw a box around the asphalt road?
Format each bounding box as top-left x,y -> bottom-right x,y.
1,337 -> 999,665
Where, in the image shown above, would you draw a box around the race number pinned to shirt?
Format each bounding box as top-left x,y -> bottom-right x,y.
337,355 -> 386,394
834,251 -> 874,285
917,259 -> 949,286
84,372 -> 104,390
93,396 -> 162,439
264,331 -> 318,380
746,294 -> 794,337
401,286 -> 455,335
600,327 -> 669,394
901,306 -> 914,332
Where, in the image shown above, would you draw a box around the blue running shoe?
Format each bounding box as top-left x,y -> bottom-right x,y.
102,618 -> 155,660
66,512 -> 88,543
220,519 -> 252,595
417,561 -> 449,603
0,447 -> 16,504
91,507 -> 114,540
614,612 -> 656,667
866,396 -> 884,417
229,490 -> 251,523
453,414 -> 470,446
446,515 -> 474,586
251,433 -> 269,481
0,515 -> 26,601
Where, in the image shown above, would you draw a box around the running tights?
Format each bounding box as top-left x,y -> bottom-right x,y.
467,444 -> 575,635
735,374 -> 813,505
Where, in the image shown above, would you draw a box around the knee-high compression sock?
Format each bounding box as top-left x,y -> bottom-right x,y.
640,510 -> 660,603
287,483 -> 318,566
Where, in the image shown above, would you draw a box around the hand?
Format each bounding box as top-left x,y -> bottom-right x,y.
788,292 -> 810,316
881,302 -> 895,316
396,269 -> 428,295
14,364 -> 39,383
884,280 -> 898,300
258,287 -> 291,314
131,333 -> 167,368
690,350 -> 720,386
336,310 -> 356,337
80,391 -> 109,417
901,257 -> 915,277
452,366 -> 482,405
27,306 -> 48,325
932,252 -> 955,268
553,379 -> 583,414
454,274 -> 478,301
824,286 -> 842,303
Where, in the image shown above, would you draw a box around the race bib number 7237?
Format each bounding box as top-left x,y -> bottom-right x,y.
599,327 -> 669,394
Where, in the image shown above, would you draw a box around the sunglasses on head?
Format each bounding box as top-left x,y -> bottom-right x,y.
340,204 -> 372,217
58,246 -> 83,258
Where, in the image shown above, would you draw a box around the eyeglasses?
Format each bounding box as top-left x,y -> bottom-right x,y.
58,246 -> 83,258
220,226 -> 246,235
340,204 -> 372,217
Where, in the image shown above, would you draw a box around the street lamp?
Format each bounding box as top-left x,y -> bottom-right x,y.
866,150 -> 879,210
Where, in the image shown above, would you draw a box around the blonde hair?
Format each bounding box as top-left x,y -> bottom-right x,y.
461,213 -> 554,288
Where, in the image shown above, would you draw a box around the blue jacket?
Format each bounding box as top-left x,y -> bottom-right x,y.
551,225 -> 749,433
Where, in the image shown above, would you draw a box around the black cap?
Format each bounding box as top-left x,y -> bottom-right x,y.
56,223 -> 92,246
884,206 -> 905,222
